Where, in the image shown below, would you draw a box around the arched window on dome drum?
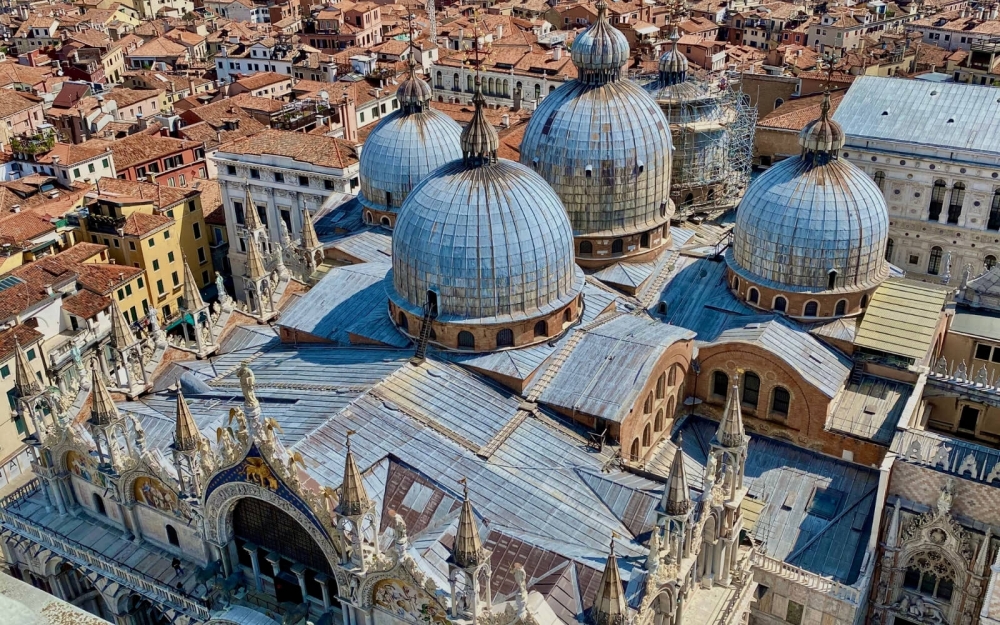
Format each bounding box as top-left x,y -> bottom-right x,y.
580,240 -> 593,255
496,328 -> 514,347
683,193 -> 694,206
774,296 -> 787,313
929,180 -> 946,221
712,371 -> 728,398
458,331 -> 475,349
928,246 -> 943,276
397,312 -> 408,332
612,239 -> 623,254
166,524 -> 179,547
488,77 -> 495,94
630,439 -> 640,462
886,238 -> 894,262
742,372 -> 761,409
534,320 -> 547,337
987,256 -> 998,271
516,81 -> 522,94
380,216 -> 391,227
364,211 -> 373,224
748,288 -> 759,304
861,293 -> 869,308
774,97 -> 784,109
771,387 -> 790,417
429,328 -> 437,340
656,374 -> 665,399
873,170 -> 886,192
654,409 -> 664,432
550,85 -> 556,93
668,366 -> 677,387
732,276 -> 740,291
534,84 -> 541,100
804,301 -> 818,317
640,232 -> 650,248
643,392 -> 653,414
948,182 -> 966,224
835,299 -> 847,316
563,308 -> 572,324
642,424 -> 651,447
667,397 -> 675,420
989,191 -> 1000,231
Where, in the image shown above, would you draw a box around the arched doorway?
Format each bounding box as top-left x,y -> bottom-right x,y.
124,593 -> 170,625
231,497 -> 337,611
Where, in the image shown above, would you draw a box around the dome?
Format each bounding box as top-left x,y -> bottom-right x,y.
657,29 -> 688,85
571,0 -> 630,83
519,1 -> 673,249
390,80 -> 583,327
357,70 -> 463,218
729,95 -> 889,293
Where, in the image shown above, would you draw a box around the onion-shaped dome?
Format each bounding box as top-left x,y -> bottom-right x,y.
571,0 -> 631,83
390,80 -> 584,327
358,64 -> 462,217
520,0 -> 672,241
657,28 -> 688,86
729,93 -> 889,292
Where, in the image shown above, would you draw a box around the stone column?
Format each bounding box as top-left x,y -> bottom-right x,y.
118,351 -> 133,390
125,504 -> 143,543
244,542 -> 263,591
265,551 -> 282,585
291,563 -> 308,601
315,573 -> 332,610
46,478 -> 66,515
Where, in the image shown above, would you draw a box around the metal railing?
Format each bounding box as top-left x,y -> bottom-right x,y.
0,480 -> 211,620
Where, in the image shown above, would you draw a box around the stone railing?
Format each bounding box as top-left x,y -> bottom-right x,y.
47,325 -> 109,369
750,551 -> 861,604
0,480 -> 210,620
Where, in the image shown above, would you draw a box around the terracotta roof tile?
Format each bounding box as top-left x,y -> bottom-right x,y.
121,211 -> 173,236
74,262 -> 144,295
62,289 -> 110,319
0,324 -> 43,363
219,129 -> 359,170
757,90 -> 845,131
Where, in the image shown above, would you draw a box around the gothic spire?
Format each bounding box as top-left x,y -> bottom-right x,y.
662,435 -> 690,516
245,232 -> 268,281
181,257 -> 206,312
976,527 -> 993,576
453,479 -> 485,568
337,431 -> 371,516
591,537 -> 628,625
301,207 -> 320,251
13,337 -> 41,397
109,297 -> 138,350
243,184 -> 264,232
714,382 -> 746,449
173,388 -> 200,452
89,360 -> 119,426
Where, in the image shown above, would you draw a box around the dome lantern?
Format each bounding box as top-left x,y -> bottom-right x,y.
658,26 -> 688,86
798,91 -> 845,163
460,76 -> 499,166
571,0 -> 631,85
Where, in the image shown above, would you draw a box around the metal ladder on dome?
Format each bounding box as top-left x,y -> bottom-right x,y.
410,300 -> 437,364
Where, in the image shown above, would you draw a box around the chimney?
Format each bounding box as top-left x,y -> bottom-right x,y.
148,171 -> 157,183
11,204 -> 20,213
44,284 -> 53,296
501,113 -> 510,127
496,24 -> 503,39
553,46 -> 562,60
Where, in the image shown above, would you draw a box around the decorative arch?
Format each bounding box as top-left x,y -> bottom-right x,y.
203,481 -> 340,571
369,577 -> 450,624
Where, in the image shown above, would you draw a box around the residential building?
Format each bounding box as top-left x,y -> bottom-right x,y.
98,132 -> 207,185
126,36 -> 191,70
948,39 -> 1000,85
78,178 -> 215,322
833,76 -> 1000,280
225,72 -> 294,99
0,89 -> 45,150
909,7 -> 1000,51
12,16 -> 61,55
213,129 -> 359,301
103,87 -> 168,121
809,4 -> 919,53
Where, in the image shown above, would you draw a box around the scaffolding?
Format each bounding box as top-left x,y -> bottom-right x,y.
636,74 -> 757,220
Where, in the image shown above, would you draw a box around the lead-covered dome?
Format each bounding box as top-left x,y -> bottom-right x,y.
519,0 -> 673,266
358,68 -> 462,226
389,79 -> 584,351
728,94 -> 889,313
